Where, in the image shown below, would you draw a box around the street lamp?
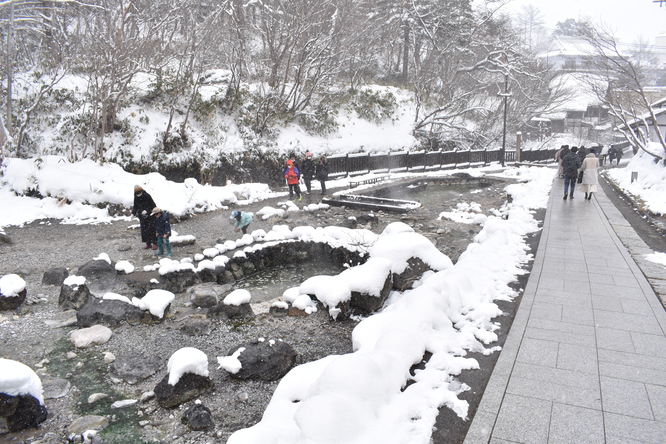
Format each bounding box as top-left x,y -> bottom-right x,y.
498,74 -> 511,167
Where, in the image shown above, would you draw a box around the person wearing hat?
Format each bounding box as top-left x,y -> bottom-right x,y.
301,151 -> 316,194
132,185 -> 157,250
151,207 -> 172,256
231,210 -> 253,234
284,160 -> 302,201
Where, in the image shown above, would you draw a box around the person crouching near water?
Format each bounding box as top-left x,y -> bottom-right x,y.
151,207 -> 172,256
284,160 -> 302,201
231,210 -> 253,234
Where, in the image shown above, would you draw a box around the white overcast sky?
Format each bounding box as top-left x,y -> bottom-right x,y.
502,0 -> 666,45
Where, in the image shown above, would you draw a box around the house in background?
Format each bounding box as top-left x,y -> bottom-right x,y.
618,96 -> 666,143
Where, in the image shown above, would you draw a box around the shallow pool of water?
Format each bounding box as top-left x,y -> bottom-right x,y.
234,261 -> 346,303
367,181 -> 496,210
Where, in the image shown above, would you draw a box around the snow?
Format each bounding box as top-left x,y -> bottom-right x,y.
0,155 -> 274,228
0,358 -> 44,404
133,289 -> 175,318
0,94 -> 664,442
223,289 -> 252,306
63,275 -> 86,287
167,348 -> 210,386
0,274 -> 26,297
102,292 -> 133,305
645,252 -> 666,268
115,261 -> 135,274
606,146 -> 666,215
226,166 -> 554,443
369,223 -> 453,274
217,347 -> 245,374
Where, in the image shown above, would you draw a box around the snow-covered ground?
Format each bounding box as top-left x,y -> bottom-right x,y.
1,89 -> 665,442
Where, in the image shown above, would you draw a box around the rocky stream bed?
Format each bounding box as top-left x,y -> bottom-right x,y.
0,177 -> 517,444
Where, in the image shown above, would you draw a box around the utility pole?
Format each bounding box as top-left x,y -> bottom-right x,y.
498,74 -> 511,167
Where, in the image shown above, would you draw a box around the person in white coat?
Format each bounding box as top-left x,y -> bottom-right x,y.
579,148 -> 600,200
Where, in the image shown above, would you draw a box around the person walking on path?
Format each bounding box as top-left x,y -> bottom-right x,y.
579,147 -> 600,200
301,151 -> 316,194
231,210 -> 253,234
562,146 -> 581,200
315,155 -> 329,195
284,160 -> 302,201
577,145 -> 587,163
151,207 -> 172,257
555,145 -> 569,178
132,185 -> 157,250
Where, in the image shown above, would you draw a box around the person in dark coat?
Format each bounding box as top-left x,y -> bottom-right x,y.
562,147 -> 581,200
577,145 -> 587,163
151,207 -> 172,256
301,151 -> 316,194
132,185 -> 157,249
315,155 -> 329,195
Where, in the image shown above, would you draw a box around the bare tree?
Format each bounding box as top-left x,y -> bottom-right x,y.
583,27 -> 666,160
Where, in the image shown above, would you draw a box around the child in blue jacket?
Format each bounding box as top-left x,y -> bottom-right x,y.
231,210 -> 253,234
151,207 -> 172,256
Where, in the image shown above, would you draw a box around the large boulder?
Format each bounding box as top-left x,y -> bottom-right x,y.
162,270 -> 202,293
76,298 -> 144,327
0,393 -> 48,433
42,268 -> 69,286
181,403 -> 215,431
187,283 -> 232,308
69,325 -> 113,348
58,278 -> 91,311
225,341 -> 296,381
109,353 -> 162,384
207,301 -> 254,320
77,260 -> 117,280
0,274 -> 27,311
392,257 -> 433,291
350,273 -> 393,314
154,373 -> 214,409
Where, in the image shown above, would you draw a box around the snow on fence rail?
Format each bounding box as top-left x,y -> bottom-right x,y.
326,148 -> 556,178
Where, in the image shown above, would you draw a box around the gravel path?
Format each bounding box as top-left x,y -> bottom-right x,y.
0,180 -> 511,444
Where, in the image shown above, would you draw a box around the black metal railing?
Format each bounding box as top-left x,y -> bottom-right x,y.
326,148 -> 557,178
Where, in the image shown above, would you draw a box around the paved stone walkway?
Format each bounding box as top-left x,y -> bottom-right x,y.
464,177 -> 666,443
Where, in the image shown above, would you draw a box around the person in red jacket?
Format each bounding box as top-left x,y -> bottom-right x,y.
284,160 -> 302,201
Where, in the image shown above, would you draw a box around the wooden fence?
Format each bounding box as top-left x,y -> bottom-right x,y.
325,148 -> 557,178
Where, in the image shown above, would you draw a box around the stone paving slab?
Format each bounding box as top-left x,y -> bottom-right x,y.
463,177 -> 666,444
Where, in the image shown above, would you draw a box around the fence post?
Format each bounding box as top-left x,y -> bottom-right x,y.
516,131 -> 522,163
406,151 -> 410,172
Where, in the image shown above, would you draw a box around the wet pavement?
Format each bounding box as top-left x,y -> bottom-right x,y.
463,175 -> 666,443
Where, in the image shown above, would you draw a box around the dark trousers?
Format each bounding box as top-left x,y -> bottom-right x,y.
564,176 -> 576,196
304,177 -> 312,193
319,180 -> 326,194
240,224 -> 249,234
288,183 -> 301,198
